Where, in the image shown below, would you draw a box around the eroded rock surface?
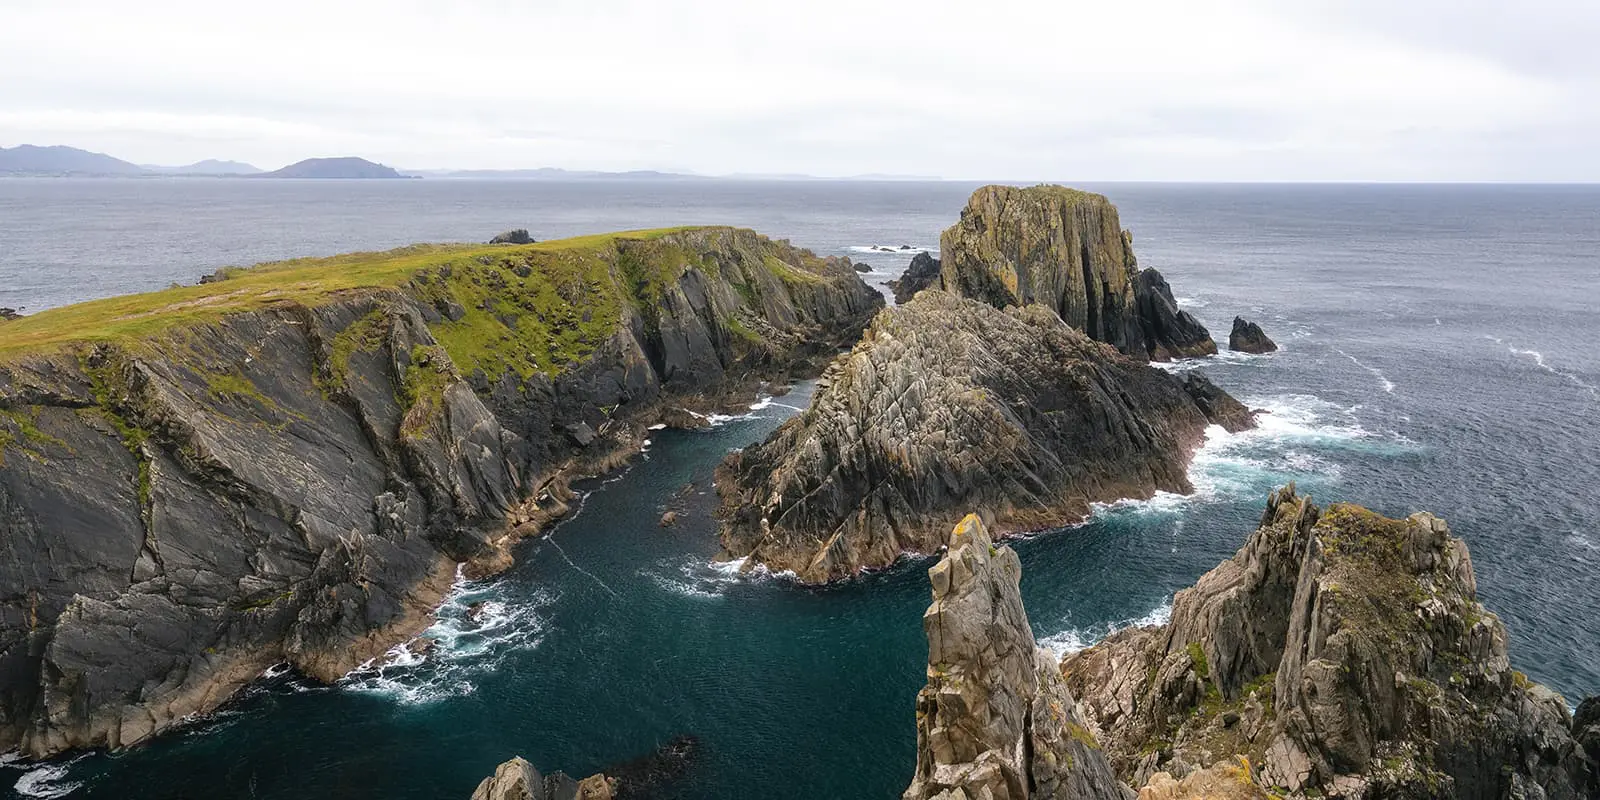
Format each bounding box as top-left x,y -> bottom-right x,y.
1228,317 -> 1276,354
0,227 -> 881,757
489,229 -> 536,245
903,514 -> 1131,800
937,185 -> 1215,361
1063,485 -> 1598,799
716,290 -> 1251,582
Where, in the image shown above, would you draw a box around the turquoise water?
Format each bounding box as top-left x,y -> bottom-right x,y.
1,182 -> 1596,798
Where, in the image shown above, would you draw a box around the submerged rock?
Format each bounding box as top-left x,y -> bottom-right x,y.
937,185 -> 1216,361
888,251 -> 942,305
1228,317 -> 1277,354
1063,485 -> 1598,798
715,290 -> 1253,582
904,514 -> 1131,800
488,229 -> 535,245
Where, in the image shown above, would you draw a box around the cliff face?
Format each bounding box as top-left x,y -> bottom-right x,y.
715,290 -> 1250,582
938,185 -> 1214,361
904,514 -> 1131,800
1063,485 -> 1598,799
0,227 -> 881,757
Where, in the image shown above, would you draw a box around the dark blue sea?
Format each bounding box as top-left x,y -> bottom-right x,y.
0,179 -> 1596,799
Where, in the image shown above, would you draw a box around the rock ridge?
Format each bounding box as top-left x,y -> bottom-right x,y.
1062,485 -> 1598,798
0,227 -> 881,757
715,290 -> 1252,582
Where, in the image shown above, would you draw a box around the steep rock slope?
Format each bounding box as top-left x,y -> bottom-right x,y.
904,514 -> 1130,800
716,290 -> 1250,581
938,185 -> 1215,360
0,227 -> 881,757
1063,485 -> 1597,798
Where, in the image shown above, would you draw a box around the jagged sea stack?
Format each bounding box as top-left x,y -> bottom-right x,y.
938,185 -> 1216,360
904,514 -> 1131,800
889,251 -> 942,304
1228,316 -> 1277,353
1064,485 -> 1598,798
715,290 -> 1253,581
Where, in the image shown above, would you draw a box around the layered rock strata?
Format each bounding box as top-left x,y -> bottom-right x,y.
889,251 -> 942,304
715,290 -> 1251,581
1063,485 -> 1598,798
903,514 -> 1131,800
0,227 -> 881,757
1228,317 -> 1277,354
937,185 -> 1215,361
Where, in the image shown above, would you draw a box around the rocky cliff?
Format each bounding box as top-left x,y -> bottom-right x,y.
715,290 -> 1251,581
937,185 -> 1215,361
1062,485 -> 1598,798
904,514 -> 1131,800
0,226 -> 881,757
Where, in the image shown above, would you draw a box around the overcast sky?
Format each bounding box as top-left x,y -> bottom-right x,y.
1,0 -> 1594,180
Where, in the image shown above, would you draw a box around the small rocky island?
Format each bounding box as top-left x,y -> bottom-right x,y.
254,156 -> 408,179
1229,316 -> 1277,353
717,185 -> 1248,580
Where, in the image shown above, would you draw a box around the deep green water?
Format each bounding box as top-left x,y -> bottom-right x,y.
2,182 -> 1597,798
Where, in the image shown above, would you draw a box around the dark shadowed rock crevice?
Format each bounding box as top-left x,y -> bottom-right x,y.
0,227 -> 881,758
715,290 -> 1253,582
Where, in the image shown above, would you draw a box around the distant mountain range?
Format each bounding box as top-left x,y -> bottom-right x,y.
0,143 -> 940,181
142,159 -> 263,175
254,157 -> 407,179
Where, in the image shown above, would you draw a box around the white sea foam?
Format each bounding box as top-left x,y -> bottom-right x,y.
339,568 -> 555,705
846,245 -> 937,256
12,756 -> 86,799
0,752 -> 21,768
1039,599 -> 1174,658
1087,393 -> 1413,521
1334,348 -> 1396,394
1173,296 -> 1209,308
1485,335 -> 1599,398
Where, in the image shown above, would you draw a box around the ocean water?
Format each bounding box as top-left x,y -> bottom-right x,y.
0,180 -> 1597,799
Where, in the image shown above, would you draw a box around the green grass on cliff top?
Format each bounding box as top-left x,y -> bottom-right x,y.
0,227 -> 698,361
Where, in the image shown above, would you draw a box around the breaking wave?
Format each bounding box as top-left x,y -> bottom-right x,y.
1039,599 -> 1173,657
340,567 -> 555,705
11,756 -> 87,799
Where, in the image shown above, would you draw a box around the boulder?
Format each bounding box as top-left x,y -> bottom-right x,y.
716,290 -> 1253,582
903,514 -> 1131,800
1063,485 -> 1599,799
1,307 -> 23,320
1227,317 -> 1276,354
888,251 -> 942,305
489,229 -> 535,245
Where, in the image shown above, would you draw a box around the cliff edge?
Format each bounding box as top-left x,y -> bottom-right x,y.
0,226 -> 881,757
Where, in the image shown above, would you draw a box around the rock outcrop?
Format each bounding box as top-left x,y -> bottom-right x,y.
716,290 -> 1252,581
889,251 -> 942,304
1228,317 -> 1276,354
937,185 -> 1215,361
904,514 -> 1131,800
0,227 -> 881,758
1131,270 -> 1215,360
489,229 -> 535,245
0,308 -> 20,321
1063,485 -> 1598,799
471,736 -> 697,800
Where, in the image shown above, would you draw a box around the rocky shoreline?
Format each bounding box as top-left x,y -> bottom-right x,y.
0,226 -> 881,757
